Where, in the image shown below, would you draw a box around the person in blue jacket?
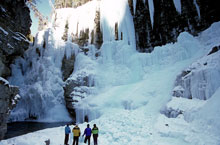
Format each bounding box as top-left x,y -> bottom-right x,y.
64,124 -> 71,145
83,124 -> 92,145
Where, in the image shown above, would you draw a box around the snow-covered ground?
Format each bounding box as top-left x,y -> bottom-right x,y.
2,0 -> 220,144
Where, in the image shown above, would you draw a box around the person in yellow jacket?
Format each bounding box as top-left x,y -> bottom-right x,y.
72,124 -> 81,145
92,124 -> 99,145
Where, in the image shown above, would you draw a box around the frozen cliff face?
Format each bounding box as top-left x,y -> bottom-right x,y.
8,29 -> 73,122
173,47 -> 220,100
52,0 -> 136,122
172,22 -> 220,101
161,22 -> 220,119
128,0 -> 220,52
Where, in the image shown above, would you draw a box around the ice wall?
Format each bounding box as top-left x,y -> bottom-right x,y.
8,0 -> 136,122
8,29 -> 77,122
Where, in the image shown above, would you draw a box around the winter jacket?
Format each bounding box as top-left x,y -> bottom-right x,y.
83,127 -> 92,136
65,126 -> 71,134
73,126 -> 81,137
92,127 -> 99,135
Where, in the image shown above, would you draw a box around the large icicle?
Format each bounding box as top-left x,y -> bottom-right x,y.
148,0 -> 154,27
133,0 -> 137,15
193,0 -> 201,19
173,0 -> 181,14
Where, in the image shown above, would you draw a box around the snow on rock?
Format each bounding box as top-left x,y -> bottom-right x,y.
0,26 -> 8,35
0,6 -> 6,13
0,78 -> 19,140
161,97 -> 206,118
0,77 -> 9,85
173,46 -> 220,100
157,87 -> 220,145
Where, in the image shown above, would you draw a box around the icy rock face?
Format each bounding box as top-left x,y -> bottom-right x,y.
173,45 -> 220,100
128,0 -> 220,52
0,78 -> 19,140
8,29 -> 73,122
64,73 -> 95,121
0,0 -> 31,78
52,0 -> 135,122
163,45 -> 220,118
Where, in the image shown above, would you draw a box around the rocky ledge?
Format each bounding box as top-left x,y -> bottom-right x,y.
0,78 -> 20,140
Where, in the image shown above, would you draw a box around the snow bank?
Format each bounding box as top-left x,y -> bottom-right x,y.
185,87 -> 220,144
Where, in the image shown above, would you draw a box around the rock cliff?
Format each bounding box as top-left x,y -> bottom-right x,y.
0,0 -> 31,78
0,0 -> 31,140
0,78 -> 20,140
55,0 -> 220,53
128,0 -> 220,52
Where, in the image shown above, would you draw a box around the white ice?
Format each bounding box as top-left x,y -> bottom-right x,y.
0,26 -> 9,35
173,0 -> 181,14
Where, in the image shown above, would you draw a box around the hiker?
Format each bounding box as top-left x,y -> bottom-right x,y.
72,124 -> 81,145
92,124 -> 99,145
83,124 -> 92,145
64,124 -> 71,145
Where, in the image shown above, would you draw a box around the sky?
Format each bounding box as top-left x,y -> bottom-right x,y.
30,0 -> 52,36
